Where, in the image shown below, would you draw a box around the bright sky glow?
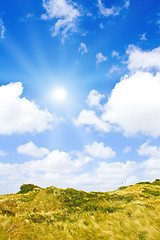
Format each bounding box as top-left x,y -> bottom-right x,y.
0,0 -> 160,195
53,87 -> 67,102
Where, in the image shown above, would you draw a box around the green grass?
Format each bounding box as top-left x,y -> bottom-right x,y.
0,180 -> 160,239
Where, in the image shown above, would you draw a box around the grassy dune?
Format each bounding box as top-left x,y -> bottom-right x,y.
0,180 -> 160,239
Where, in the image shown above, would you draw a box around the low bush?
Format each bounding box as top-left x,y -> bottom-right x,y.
142,188 -> 160,196
118,186 -> 128,190
18,184 -> 40,194
136,181 -> 151,185
152,179 -> 160,186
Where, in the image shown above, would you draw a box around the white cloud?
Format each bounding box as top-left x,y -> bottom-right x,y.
127,45 -> 160,72
97,0 -> 130,17
20,13 -> 34,22
109,65 -> 120,74
96,52 -> 107,64
0,147 -> 93,194
0,19 -> 6,39
138,142 -> 160,158
138,142 -> 160,181
0,82 -> 55,135
79,42 -> 88,54
0,147 -> 138,194
99,23 -> 104,29
75,45 -> 160,138
102,71 -> 160,137
95,161 -> 136,179
41,0 -> 81,42
85,141 -> 115,159
140,33 -> 147,41
17,142 -> 50,158
74,109 -> 110,133
85,89 -> 105,110
112,50 -> 120,59
123,146 -> 131,154
0,150 -> 7,157
124,0 -> 130,9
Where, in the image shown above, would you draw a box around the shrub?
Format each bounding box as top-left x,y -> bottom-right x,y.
118,186 -> 128,190
142,188 -> 160,196
18,184 -> 40,194
136,181 -> 151,185
152,179 -> 160,186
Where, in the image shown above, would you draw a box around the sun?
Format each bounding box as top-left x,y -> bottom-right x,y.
53,87 -> 67,102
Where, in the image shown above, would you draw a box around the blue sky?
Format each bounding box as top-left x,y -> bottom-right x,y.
0,0 -> 160,194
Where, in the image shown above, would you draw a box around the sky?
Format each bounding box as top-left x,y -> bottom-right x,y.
0,0 -> 160,194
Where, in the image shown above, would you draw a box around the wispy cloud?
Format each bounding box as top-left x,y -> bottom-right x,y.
41,0 -> 81,42
140,33 -> 147,41
112,50 -> 120,59
79,42 -> 88,54
109,65 -> 120,74
123,146 -> 131,154
99,22 -> 104,29
20,13 -> 35,22
97,0 -> 130,17
96,52 -> 107,64
0,150 -> 7,157
0,18 -> 6,39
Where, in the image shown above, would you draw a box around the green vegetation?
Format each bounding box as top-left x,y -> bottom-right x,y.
0,180 -> 160,239
18,184 -> 41,194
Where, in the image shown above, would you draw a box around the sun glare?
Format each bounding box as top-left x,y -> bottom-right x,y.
53,87 -> 67,102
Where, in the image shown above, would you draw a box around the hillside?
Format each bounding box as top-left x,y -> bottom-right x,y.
0,180 -> 160,240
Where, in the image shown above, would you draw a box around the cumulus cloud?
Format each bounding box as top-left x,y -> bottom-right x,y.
0,147 -> 93,194
96,52 -> 107,64
95,161 -> 136,180
85,89 -> 105,110
0,150 -> 7,157
74,109 -> 110,133
102,71 -> 160,137
103,45 -> 160,137
17,142 -> 50,158
41,0 -> 81,42
138,142 -> 160,180
138,142 -> 160,158
97,0 -> 130,17
75,45 -> 160,138
0,147 -> 138,194
0,19 -> 6,39
0,82 -> 55,135
79,42 -> 88,54
127,45 -> 160,72
84,141 -> 115,159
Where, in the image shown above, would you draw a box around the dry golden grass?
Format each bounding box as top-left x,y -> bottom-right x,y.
0,180 -> 160,239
